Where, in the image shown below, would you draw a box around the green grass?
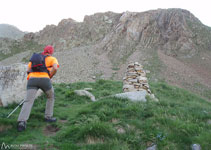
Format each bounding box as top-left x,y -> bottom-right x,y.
0,80 -> 211,150
192,82 -> 211,100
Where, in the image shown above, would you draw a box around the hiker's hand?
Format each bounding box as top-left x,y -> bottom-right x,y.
49,64 -> 58,79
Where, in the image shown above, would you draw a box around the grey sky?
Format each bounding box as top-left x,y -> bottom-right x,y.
0,0 -> 210,32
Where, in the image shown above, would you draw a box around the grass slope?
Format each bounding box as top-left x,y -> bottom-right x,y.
0,80 -> 211,150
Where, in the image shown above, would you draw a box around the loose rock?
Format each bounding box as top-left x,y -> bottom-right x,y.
146,144 -> 157,150
115,91 -> 147,102
191,144 -> 201,150
74,89 -> 96,101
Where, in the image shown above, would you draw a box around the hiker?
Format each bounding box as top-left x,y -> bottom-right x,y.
17,45 -> 59,132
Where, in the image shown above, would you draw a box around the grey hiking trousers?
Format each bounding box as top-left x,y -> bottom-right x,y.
18,78 -> 55,122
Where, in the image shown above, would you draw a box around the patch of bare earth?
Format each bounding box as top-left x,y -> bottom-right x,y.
59,120 -> 68,124
86,136 -> 104,144
158,50 -> 211,100
0,125 -> 12,132
43,125 -> 60,137
185,52 -> 211,88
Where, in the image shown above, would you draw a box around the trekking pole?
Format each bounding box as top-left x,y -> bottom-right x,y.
7,99 -> 25,118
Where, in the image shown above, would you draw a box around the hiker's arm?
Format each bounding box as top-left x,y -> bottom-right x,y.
49,63 -> 58,79
27,63 -> 31,74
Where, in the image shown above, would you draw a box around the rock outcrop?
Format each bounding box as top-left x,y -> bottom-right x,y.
0,63 -> 27,107
23,8 -> 210,58
115,91 -> 147,102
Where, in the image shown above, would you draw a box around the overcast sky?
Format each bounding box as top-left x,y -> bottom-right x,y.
0,0 -> 211,32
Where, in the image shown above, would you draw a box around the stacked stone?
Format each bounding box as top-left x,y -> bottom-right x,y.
123,62 -> 151,94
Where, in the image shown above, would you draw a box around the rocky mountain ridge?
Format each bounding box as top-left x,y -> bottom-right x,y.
25,9 -> 211,56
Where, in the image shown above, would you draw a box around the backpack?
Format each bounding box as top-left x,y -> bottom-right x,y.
29,53 -> 50,74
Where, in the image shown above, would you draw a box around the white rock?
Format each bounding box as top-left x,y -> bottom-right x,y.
123,88 -> 138,92
146,144 -> 157,150
191,144 -> 201,150
74,90 -> 96,101
117,127 -> 125,134
128,63 -> 135,68
128,79 -> 138,83
126,72 -> 138,76
115,91 -> 147,102
135,66 -> 143,71
0,63 -> 44,107
0,63 -> 27,107
139,72 -> 147,77
137,76 -> 148,82
123,84 -> 135,90
137,76 -> 147,80
84,88 -> 93,91
134,62 -> 140,65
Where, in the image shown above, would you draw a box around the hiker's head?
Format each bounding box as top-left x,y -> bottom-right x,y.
42,45 -> 54,55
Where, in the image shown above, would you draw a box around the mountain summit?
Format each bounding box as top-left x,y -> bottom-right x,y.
0,24 -> 25,39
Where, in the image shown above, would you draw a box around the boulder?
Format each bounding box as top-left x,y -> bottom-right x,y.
146,144 -> 157,150
191,144 -> 201,150
115,91 -> 147,102
0,63 -> 27,107
74,89 -> 96,102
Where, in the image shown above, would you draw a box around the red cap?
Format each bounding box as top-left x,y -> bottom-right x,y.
42,45 -> 54,55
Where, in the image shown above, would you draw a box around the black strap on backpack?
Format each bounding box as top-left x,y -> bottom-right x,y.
29,53 -> 51,75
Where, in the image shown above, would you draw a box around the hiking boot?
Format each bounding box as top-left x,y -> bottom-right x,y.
45,117 -> 57,122
17,121 -> 26,132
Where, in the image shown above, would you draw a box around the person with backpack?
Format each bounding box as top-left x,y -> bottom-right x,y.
17,45 -> 59,132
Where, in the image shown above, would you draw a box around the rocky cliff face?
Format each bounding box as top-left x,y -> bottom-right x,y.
24,9 -> 211,57
24,12 -> 121,50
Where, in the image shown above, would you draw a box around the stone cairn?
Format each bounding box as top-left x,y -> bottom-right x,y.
123,62 -> 151,93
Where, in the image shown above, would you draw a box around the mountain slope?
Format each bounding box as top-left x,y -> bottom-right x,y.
0,80 -> 211,149
0,24 -> 25,39
1,8 -> 211,100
